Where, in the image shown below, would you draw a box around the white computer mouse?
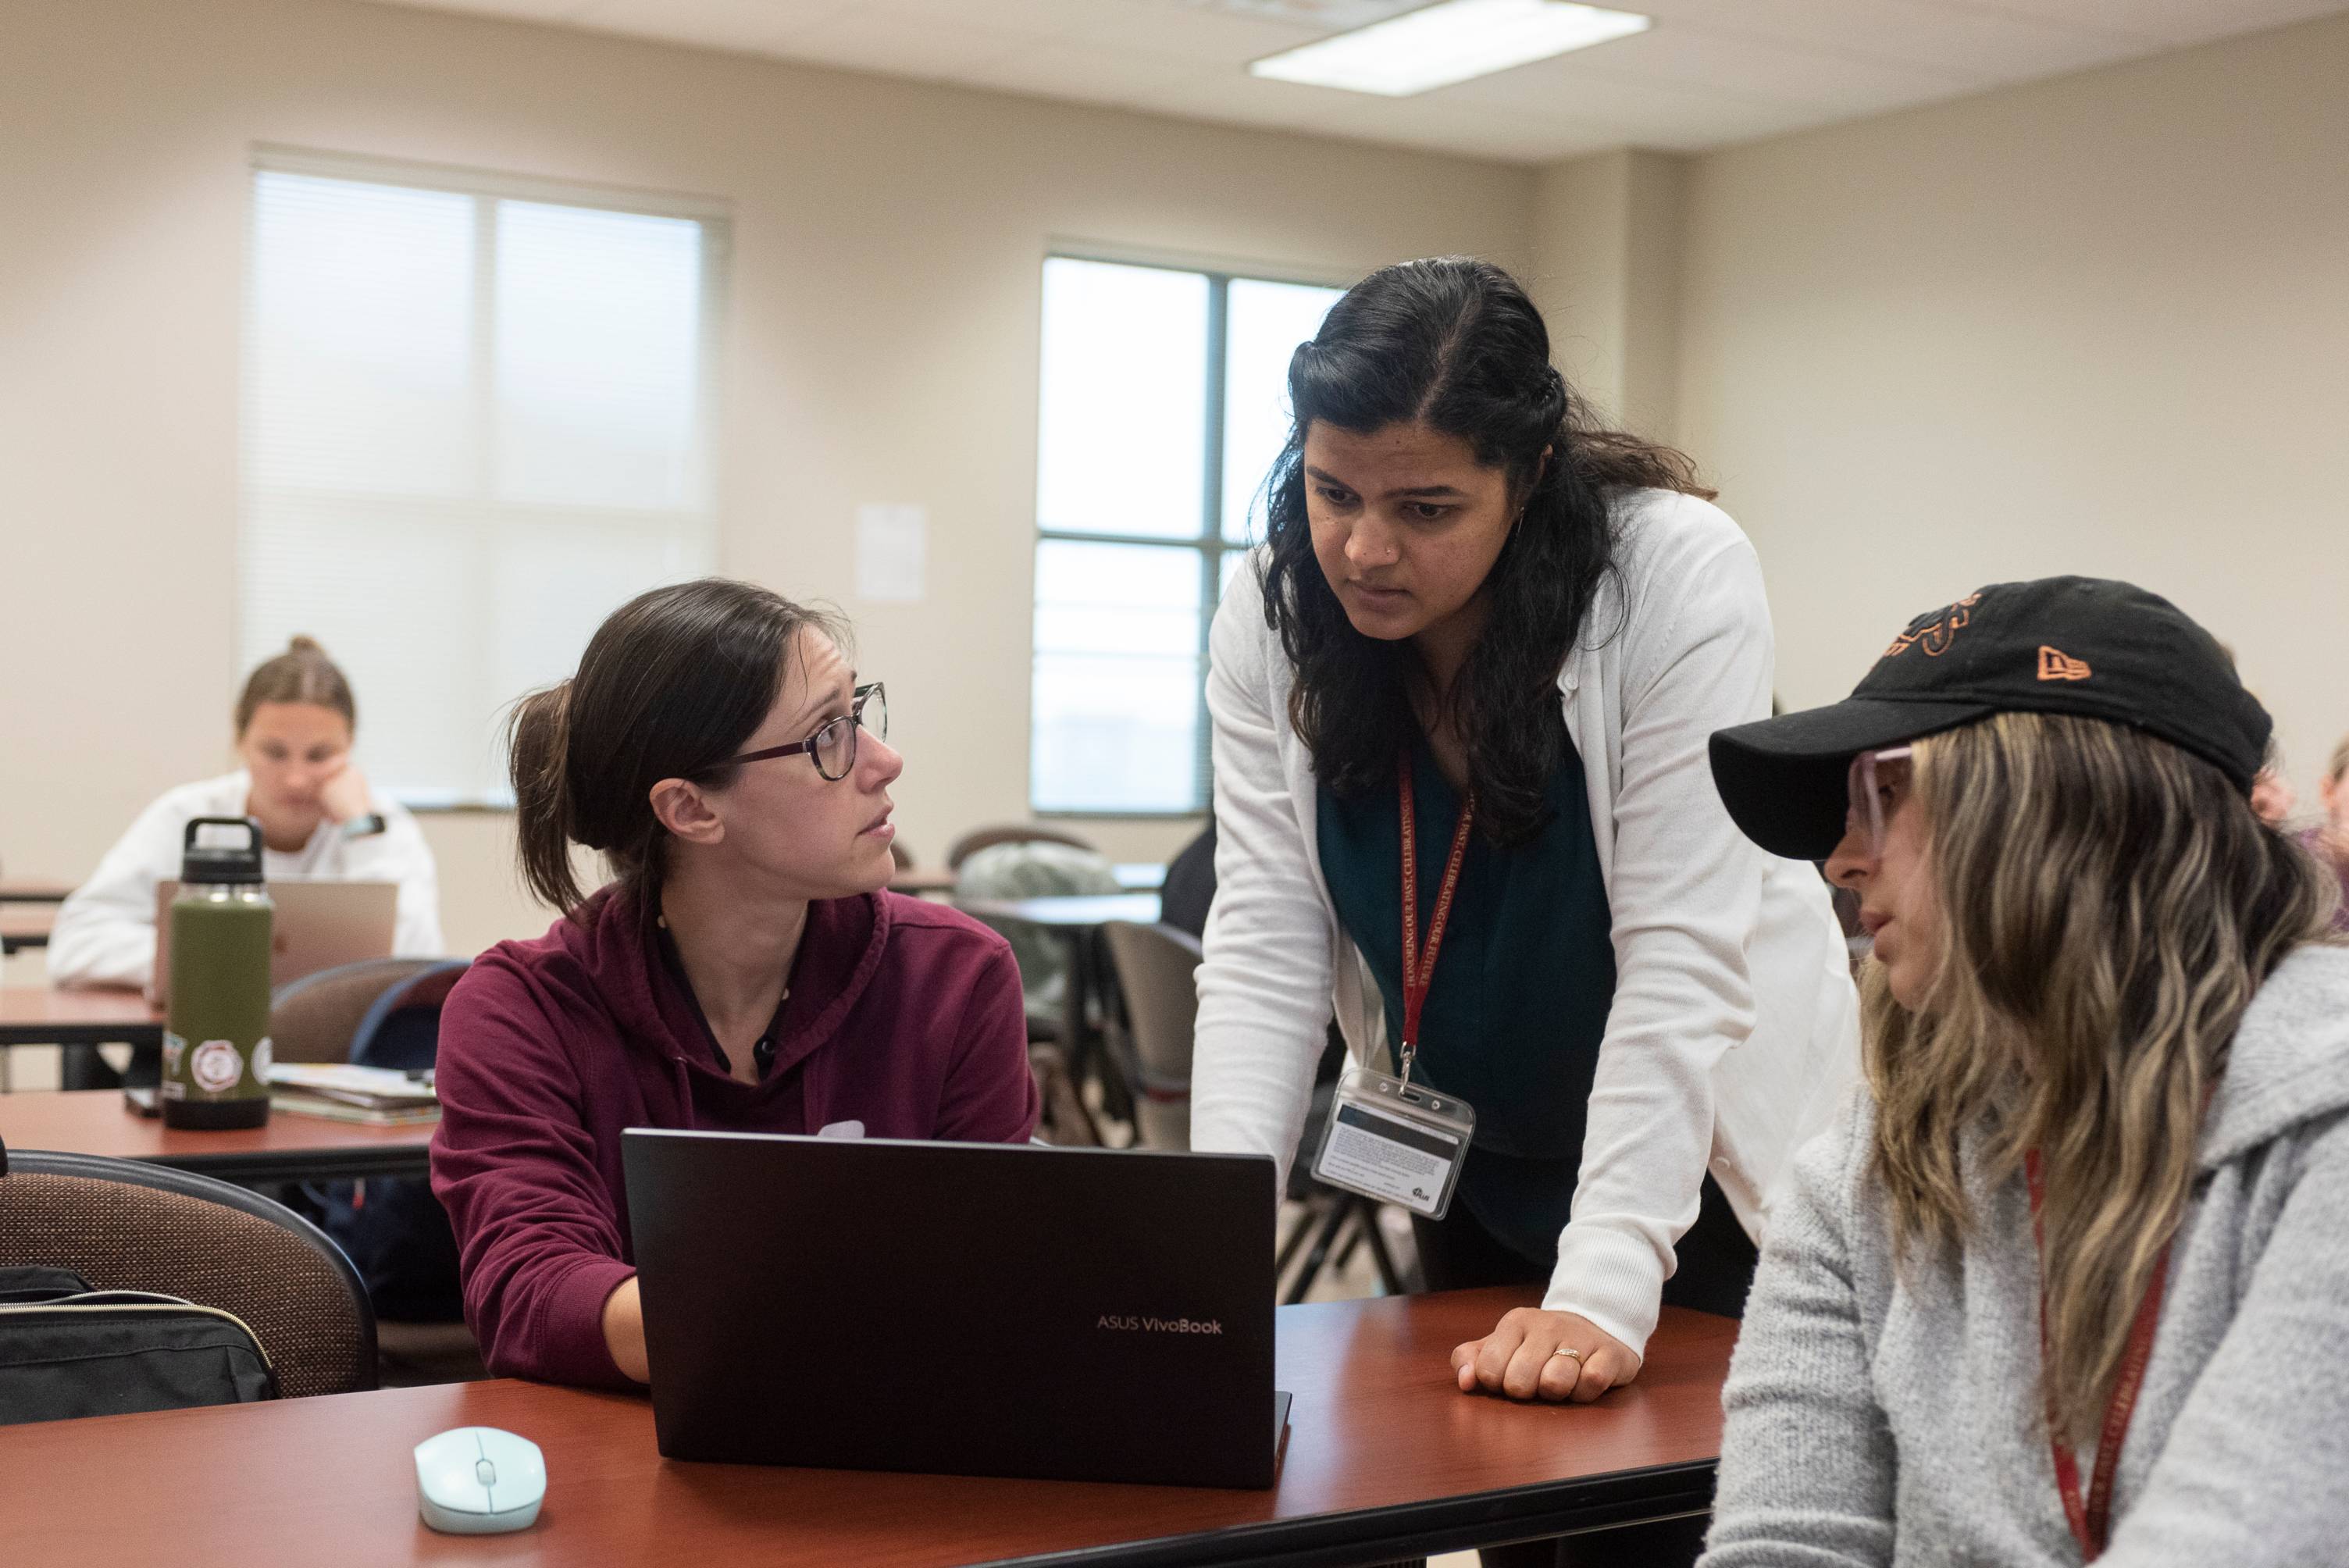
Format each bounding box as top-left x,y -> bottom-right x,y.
413,1426 -> 547,1534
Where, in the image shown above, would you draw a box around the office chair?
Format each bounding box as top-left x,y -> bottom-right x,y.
1098,920 -> 1201,1151
272,958 -> 483,1385
0,1146 -> 376,1399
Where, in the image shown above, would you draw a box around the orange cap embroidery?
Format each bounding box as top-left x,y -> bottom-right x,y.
1884,593 -> 1984,659
2037,646 -> 2092,682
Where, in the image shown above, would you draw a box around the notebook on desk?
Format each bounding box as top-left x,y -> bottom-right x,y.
148,879 -> 398,1006
623,1130 -> 1289,1489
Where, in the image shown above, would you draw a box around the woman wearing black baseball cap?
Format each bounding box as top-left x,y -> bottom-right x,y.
1697,577 -> 2349,1567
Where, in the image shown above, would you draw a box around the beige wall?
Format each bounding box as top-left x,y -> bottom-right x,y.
0,0 -> 1535,954
1675,13 -> 2349,801
1528,148 -> 1687,440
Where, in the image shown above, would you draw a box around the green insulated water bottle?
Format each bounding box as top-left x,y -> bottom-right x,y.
161,817 -> 274,1130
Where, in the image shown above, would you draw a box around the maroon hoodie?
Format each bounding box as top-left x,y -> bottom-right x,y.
430,884 -> 1038,1389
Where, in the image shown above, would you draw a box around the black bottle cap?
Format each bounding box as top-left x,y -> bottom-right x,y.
180,817 -> 266,886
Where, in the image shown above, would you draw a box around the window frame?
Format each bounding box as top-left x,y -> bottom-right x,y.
1029,248 -> 1349,819
240,147 -> 731,811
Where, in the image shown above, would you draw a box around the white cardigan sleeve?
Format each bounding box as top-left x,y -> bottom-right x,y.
47,791 -> 190,990
1189,572 -> 1338,1174
1545,525 -> 1777,1358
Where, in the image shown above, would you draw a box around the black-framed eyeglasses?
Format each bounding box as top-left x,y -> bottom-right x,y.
718,683 -> 888,782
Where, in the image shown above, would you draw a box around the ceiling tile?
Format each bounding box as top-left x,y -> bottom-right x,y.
951,41 -> 1213,110
1547,23 -> 1984,118
1636,0 -> 2142,78
358,0 -> 2349,164
575,0 -> 853,55
1969,0 -> 2349,47
779,4 -> 1042,80
1047,1 -> 1324,66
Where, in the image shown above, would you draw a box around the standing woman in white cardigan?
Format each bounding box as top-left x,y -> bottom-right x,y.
1191,258 -> 1855,1534
51,636 -> 443,1017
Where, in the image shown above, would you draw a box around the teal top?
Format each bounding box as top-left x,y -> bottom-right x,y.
1317,730 -> 1616,1267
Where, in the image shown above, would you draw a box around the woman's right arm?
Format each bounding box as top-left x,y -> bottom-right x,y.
430,959 -> 643,1390
1699,1100 -> 1896,1568
1189,570 -> 1338,1187
48,794 -> 183,989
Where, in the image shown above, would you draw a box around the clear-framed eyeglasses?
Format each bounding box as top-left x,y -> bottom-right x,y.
718,683 -> 888,782
1845,744 -> 1914,863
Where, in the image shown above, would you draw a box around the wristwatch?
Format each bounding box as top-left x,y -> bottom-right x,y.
340,813 -> 388,840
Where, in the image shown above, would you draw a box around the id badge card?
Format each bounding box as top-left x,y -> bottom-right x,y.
1311,1067 -> 1475,1219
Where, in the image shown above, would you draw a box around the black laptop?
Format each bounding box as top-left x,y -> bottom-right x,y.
622,1129 -> 1287,1489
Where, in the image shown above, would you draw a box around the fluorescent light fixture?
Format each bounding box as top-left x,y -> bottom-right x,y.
1249,0 -> 1650,96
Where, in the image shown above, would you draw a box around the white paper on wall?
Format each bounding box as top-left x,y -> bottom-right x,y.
854,503 -> 928,603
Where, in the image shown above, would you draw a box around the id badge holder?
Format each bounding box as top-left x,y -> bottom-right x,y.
1311,1066 -> 1475,1219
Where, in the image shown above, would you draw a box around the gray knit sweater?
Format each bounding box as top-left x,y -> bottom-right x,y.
1701,944 -> 2349,1567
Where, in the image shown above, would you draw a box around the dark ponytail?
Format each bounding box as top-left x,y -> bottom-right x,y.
507,680 -> 583,913
505,579 -> 847,916
1260,255 -> 1710,846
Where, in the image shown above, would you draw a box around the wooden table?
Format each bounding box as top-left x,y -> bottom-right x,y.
0,985 -> 166,1048
2,905 -> 55,954
0,1288 -> 1731,1565
0,985 -> 165,1048
0,1089 -> 433,1184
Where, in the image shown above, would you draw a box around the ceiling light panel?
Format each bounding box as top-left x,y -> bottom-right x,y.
1249,0 -> 1652,95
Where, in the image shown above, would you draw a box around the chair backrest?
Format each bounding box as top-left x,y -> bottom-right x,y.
0,1147 -> 376,1398
268,957 -> 451,1064
346,959 -> 470,1073
944,823 -> 1098,871
1100,921 -> 1203,1150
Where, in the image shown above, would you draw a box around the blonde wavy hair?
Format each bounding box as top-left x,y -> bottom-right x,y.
1864,712 -> 2337,1441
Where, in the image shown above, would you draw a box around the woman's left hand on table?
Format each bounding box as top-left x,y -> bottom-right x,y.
1450,1307 -> 1639,1404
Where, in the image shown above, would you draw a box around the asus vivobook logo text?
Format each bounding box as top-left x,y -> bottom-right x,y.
1096,1314 -> 1224,1335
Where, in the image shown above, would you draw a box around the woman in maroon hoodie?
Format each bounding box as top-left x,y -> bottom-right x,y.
431,579 -> 1039,1389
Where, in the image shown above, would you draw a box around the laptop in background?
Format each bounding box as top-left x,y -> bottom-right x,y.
624,1130 -> 1286,1489
148,879 -> 400,1005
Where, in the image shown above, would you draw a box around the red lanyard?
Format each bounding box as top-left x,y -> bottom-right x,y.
2024,1148 -> 2173,1562
1396,750 -> 1475,1087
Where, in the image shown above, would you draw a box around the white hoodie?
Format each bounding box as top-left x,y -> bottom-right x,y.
48,771 -> 444,990
1191,488 -> 1860,1359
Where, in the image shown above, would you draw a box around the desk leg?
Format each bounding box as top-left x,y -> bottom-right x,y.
59,1043 -> 118,1092
59,1042 -> 160,1092
1056,928 -> 1086,1074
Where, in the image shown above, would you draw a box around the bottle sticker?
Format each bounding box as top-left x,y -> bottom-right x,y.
162,1032 -> 187,1079
190,1039 -> 244,1095
252,1037 -> 273,1079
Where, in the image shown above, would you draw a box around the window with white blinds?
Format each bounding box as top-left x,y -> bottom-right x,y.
240,152 -> 725,805
1029,256 -> 1342,814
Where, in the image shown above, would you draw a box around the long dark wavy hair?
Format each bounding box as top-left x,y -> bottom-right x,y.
1258,256 -> 1712,846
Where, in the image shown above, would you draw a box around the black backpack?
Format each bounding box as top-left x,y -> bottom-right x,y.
0,1266 -> 278,1426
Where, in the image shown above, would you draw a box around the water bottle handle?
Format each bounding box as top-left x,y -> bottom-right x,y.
183,816 -> 263,854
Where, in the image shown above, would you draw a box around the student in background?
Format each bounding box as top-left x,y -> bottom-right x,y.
1702,578 -> 2347,1567
49,635 -> 443,992
2302,734 -> 2349,932
1191,258 -> 1858,1558
431,579 -> 1037,1390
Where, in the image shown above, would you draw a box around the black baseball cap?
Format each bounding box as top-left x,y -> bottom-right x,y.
1710,576 -> 2271,861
